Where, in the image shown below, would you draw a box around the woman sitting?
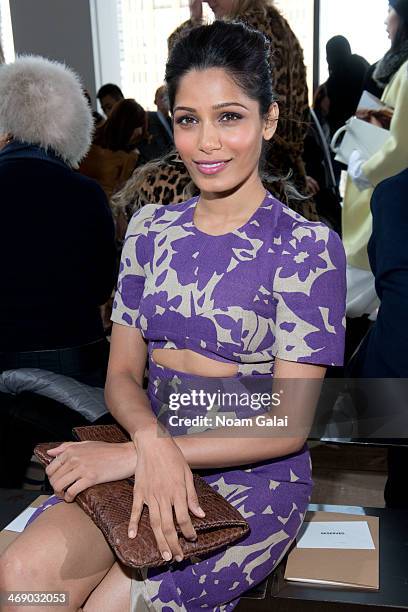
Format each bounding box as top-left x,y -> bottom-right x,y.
1,22 -> 346,611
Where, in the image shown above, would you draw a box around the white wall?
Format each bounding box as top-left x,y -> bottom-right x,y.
9,0 -> 97,101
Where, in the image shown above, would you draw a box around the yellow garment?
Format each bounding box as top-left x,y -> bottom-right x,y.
343,59 -> 408,270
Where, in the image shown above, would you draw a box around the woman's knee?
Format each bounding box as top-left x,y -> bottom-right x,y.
0,546 -> 23,588
0,545 -> 91,612
0,543 -> 56,591
0,503 -> 115,608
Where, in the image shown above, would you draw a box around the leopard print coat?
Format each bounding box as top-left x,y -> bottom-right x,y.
113,151 -> 194,219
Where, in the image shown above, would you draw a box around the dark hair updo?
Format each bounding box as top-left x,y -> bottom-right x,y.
165,20 -> 275,117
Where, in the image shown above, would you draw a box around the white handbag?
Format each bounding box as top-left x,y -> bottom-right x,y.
330,116 -> 390,165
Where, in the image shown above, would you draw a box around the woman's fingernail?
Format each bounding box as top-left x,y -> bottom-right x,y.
129,529 -> 136,538
162,551 -> 172,561
175,555 -> 183,562
197,506 -> 205,516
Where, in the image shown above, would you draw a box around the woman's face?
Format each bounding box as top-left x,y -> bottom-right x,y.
205,0 -> 235,18
385,6 -> 400,43
173,67 -> 278,198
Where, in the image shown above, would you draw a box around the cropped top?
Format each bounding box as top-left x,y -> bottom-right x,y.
111,192 -> 346,375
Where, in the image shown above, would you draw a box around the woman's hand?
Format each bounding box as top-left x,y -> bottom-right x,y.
129,426 -> 205,562
189,0 -> 203,21
348,149 -> 372,191
45,441 -> 137,502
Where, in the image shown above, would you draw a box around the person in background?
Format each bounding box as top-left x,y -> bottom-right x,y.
365,0 -> 408,97
137,87 -> 174,161
96,82 -> 124,118
313,36 -> 369,188
342,0 -> 408,357
0,56 -> 117,486
348,168 -> 408,508
84,89 -> 105,128
96,83 -> 173,159
170,0 -> 318,221
154,84 -> 173,139
79,98 -> 146,200
324,36 -> 369,138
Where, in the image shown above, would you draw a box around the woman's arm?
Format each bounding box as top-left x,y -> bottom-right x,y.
105,323 -> 324,468
104,324 -> 158,436
105,324 -> 204,560
363,63 -> 408,187
173,358 -> 325,469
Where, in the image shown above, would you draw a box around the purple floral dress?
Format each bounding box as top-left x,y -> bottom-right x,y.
111,192 -> 346,610
28,192 -> 346,611
113,191 -> 345,375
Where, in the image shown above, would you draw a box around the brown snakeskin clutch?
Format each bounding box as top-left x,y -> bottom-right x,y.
34,424 -> 250,568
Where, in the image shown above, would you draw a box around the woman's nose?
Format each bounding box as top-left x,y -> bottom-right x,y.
198,121 -> 222,152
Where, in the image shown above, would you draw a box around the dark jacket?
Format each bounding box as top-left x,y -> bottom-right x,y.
138,111 -> 173,162
326,54 -> 369,136
348,168 -> 408,377
0,141 -> 117,352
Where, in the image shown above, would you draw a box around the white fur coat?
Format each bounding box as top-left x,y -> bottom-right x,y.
0,55 -> 93,167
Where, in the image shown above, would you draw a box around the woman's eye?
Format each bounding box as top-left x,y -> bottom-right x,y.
220,112 -> 243,122
175,115 -> 197,126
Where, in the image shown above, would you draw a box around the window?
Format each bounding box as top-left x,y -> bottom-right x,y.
117,0 -> 189,109
116,0 -> 212,110
116,0 -> 315,108
103,0 -> 391,111
0,0 -> 15,63
153,0 -> 173,8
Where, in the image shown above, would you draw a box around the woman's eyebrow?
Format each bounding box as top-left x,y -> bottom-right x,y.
212,102 -> 248,110
173,106 -> 196,113
173,102 -> 249,113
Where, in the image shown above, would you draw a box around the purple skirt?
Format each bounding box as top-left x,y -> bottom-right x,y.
27,358 -> 313,610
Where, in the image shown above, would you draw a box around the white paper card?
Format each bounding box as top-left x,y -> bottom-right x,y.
358,90 -> 383,111
5,507 -> 37,533
296,521 -> 375,550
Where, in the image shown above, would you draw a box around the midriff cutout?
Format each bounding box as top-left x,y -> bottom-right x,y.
151,348 -> 239,378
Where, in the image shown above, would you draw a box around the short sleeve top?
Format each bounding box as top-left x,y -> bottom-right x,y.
111,192 -> 346,375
